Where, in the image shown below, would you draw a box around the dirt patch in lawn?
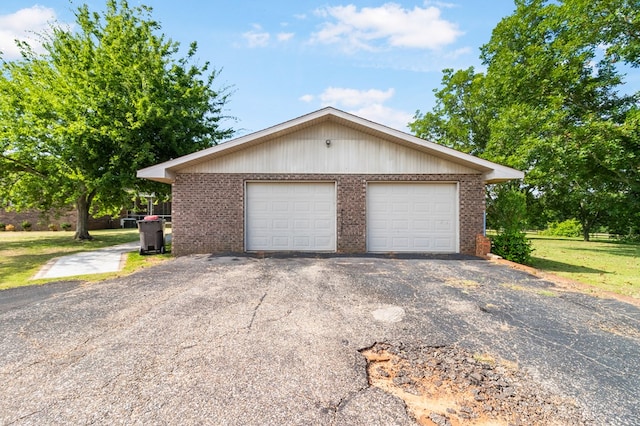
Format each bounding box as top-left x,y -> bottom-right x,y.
361,342 -> 590,426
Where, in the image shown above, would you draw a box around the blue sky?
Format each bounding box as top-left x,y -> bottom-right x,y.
0,1 -> 538,137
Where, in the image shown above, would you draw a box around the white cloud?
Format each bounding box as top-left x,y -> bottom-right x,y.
319,87 -> 395,108
311,3 -> 462,52
424,1 -> 457,9
0,6 -> 57,59
444,46 -> 472,59
242,24 -> 270,48
304,86 -> 412,130
277,32 -> 294,42
350,103 -> 414,130
242,25 -> 296,47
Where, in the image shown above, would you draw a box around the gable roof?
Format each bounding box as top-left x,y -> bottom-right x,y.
137,107 -> 524,184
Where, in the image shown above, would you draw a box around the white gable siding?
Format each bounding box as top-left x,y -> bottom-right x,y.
180,122 -> 477,175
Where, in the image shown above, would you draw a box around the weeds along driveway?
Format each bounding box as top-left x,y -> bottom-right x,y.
1,255 -> 639,425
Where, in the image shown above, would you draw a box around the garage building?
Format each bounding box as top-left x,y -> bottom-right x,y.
138,107 -> 523,256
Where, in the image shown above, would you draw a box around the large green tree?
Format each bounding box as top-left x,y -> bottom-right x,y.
0,0 -> 233,239
411,0 -> 639,240
410,67 -> 490,156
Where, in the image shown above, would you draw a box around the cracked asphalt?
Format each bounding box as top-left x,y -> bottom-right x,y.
1,255 -> 639,425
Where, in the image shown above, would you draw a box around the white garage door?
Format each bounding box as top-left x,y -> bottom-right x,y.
246,182 -> 336,251
367,183 -> 458,253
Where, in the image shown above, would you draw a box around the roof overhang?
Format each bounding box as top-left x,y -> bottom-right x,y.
137,107 -> 524,184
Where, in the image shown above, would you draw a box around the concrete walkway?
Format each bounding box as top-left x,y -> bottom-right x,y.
32,241 -> 140,280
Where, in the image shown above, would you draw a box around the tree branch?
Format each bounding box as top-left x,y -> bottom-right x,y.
0,154 -> 46,178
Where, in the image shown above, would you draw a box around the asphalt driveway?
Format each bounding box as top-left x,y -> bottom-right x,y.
1,255 -> 639,425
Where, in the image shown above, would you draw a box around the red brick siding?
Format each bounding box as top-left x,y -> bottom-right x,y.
171,174 -> 244,255
171,173 -> 485,256
337,175 -> 367,253
476,234 -> 492,258
0,209 -> 117,231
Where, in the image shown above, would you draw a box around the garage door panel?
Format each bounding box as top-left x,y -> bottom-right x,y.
370,205 -> 389,215
413,237 -> 432,247
293,236 -> 310,248
435,219 -> 454,231
273,219 -> 291,230
313,185 -> 334,195
246,182 -> 336,251
252,237 -> 269,246
370,237 -> 385,246
369,220 -> 387,229
392,203 -> 409,213
293,219 -> 310,230
392,219 -> 409,230
273,202 -> 291,212
413,202 -> 430,213
314,236 -> 332,245
434,238 -> 453,249
412,219 -> 430,231
435,204 -> 454,214
314,219 -> 332,229
272,238 -> 289,249
251,220 -> 269,230
294,202 -> 311,212
391,237 -> 410,249
367,183 -> 458,253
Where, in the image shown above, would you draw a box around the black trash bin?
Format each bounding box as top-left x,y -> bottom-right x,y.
137,215 -> 165,255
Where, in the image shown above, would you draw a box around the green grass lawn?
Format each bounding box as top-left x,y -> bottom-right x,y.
0,229 -> 171,290
528,235 -> 640,299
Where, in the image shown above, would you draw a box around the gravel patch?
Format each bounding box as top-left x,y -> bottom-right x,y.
362,342 -> 590,425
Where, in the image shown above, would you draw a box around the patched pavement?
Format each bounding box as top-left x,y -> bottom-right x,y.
1,256 -> 639,425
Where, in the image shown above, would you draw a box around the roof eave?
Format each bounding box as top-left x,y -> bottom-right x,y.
136,166 -> 175,184
483,169 -> 525,184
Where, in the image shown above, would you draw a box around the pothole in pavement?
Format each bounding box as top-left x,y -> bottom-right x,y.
360,342 -> 590,426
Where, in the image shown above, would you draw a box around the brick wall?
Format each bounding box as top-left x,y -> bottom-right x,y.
171,174 -> 244,255
0,209 -> 117,231
171,173 -> 485,256
476,234 -> 492,258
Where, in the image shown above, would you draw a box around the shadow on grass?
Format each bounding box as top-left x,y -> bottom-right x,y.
562,245 -> 640,258
0,252 -> 60,289
528,236 -> 640,257
529,257 -> 609,275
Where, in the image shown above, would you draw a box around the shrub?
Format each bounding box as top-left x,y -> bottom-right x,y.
21,220 -> 32,231
48,223 -> 58,231
61,222 -> 72,231
0,223 -> 5,231
540,219 -> 583,237
486,185 -> 528,234
491,232 -> 533,264
619,234 -> 640,243
5,224 -> 16,231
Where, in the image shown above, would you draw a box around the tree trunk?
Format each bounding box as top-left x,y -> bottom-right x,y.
74,190 -> 95,240
579,207 -> 596,242
581,216 -> 592,242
